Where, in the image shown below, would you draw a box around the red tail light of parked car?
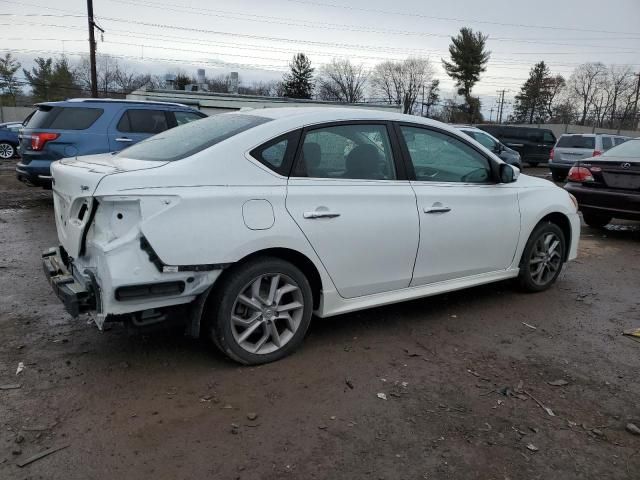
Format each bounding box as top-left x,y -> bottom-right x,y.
31,133 -> 60,151
592,149 -> 602,157
567,166 -> 594,183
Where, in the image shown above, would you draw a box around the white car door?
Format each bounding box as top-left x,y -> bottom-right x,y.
396,124 -> 521,286
286,122 -> 419,298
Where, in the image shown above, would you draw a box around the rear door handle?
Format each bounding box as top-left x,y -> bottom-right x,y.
424,206 -> 451,214
303,211 -> 341,219
115,137 -> 133,142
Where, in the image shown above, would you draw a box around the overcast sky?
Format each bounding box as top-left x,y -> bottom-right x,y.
1,0 -> 639,118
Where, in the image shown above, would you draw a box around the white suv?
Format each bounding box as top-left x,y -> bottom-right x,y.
44,108 -> 580,364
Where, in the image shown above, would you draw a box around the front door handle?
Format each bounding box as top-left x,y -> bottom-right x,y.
115,137 -> 133,142
303,211 -> 341,219
424,206 -> 451,214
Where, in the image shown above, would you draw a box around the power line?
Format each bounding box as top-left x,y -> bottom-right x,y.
280,0 -> 640,36
101,0 -> 640,50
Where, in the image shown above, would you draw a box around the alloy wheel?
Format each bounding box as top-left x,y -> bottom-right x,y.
0,143 -> 14,159
230,273 -> 304,355
528,232 -> 563,286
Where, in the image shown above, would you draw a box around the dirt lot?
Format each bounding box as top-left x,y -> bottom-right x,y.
1,161 -> 639,480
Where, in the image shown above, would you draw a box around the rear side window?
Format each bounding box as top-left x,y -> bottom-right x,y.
26,106 -> 103,130
556,135 -> 595,149
117,113 -> 271,161
601,136 -> 613,150
614,137 -> 628,146
118,109 -> 169,134
250,131 -> 300,175
543,131 -> 555,143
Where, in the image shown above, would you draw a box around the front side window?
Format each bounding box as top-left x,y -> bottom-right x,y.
294,124 -> 396,180
117,113 -> 271,161
543,131 -> 555,143
174,111 -> 205,126
601,138 -> 640,158
118,109 -> 169,134
400,126 -> 492,183
471,130 -> 497,150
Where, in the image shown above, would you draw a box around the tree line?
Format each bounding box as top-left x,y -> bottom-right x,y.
512,61 -> 639,129
0,24 -> 637,129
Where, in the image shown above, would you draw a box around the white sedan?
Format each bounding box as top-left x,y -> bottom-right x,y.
44,107 -> 580,364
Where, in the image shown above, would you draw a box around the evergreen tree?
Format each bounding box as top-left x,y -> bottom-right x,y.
0,53 -> 22,105
51,56 -> 82,100
513,61 -> 553,124
442,28 -> 490,119
24,57 -> 54,102
282,53 -> 314,99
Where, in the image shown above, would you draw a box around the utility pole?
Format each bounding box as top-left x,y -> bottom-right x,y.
496,89 -> 507,124
489,106 -> 494,123
86,0 -> 104,98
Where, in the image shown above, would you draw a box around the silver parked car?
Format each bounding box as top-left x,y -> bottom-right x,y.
549,133 -> 630,181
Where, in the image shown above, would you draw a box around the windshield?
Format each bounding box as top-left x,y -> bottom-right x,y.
117,113 -> 271,161
556,135 -> 595,149
601,138 -> 640,158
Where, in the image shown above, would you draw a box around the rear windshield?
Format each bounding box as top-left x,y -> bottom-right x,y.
556,135 -> 595,149
601,138 -> 640,158
117,113 -> 271,161
26,106 -> 103,130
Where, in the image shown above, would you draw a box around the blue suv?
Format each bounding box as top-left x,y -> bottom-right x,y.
16,99 -> 207,188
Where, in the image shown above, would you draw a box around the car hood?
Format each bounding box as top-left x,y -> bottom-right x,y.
516,173 -> 555,188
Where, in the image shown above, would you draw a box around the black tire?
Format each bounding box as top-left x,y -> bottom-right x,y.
551,171 -> 566,182
528,161 -> 539,167
0,142 -> 15,160
583,213 -> 611,228
206,256 -> 313,365
518,222 -> 566,292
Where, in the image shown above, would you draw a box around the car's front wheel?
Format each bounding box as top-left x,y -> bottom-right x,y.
206,257 -> 313,365
518,222 -> 566,292
0,142 -> 15,159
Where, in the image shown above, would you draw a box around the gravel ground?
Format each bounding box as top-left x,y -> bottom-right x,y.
1,161 -> 639,479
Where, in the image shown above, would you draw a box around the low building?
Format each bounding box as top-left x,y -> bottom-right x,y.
127,87 -> 402,115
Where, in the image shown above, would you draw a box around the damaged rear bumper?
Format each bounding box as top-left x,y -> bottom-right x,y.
42,247 -> 97,317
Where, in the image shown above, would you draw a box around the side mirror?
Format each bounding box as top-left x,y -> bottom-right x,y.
499,163 -> 519,183
494,143 -> 504,153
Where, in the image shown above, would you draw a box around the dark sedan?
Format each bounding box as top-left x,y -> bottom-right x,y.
565,138 -> 640,228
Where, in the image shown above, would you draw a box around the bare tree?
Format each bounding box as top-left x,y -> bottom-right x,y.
568,62 -> 606,125
317,59 -> 367,103
371,57 -> 434,114
544,75 -> 566,120
603,66 -> 635,129
113,63 -> 151,94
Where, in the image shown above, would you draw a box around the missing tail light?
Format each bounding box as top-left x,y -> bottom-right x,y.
567,166 -> 594,183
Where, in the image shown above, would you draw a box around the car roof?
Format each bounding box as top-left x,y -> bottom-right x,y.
36,98 -> 193,109
244,106 -> 448,128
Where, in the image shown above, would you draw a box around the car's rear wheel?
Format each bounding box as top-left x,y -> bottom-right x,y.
0,142 -> 15,159
582,213 -> 611,228
207,257 -> 313,365
518,222 -> 565,292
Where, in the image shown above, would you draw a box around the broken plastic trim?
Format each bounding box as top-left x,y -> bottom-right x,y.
115,281 -> 185,301
139,236 -> 231,273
